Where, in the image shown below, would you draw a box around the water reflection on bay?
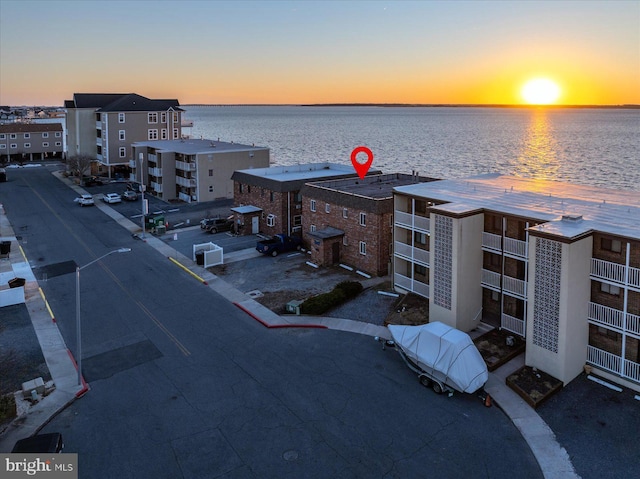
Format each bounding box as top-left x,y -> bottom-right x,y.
513,109 -> 559,180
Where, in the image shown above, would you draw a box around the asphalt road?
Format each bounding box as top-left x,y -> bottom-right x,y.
1,166 -> 542,478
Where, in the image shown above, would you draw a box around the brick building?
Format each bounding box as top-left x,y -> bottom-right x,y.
302,173 -> 438,276
393,173 -> 640,390
231,163 -> 380,236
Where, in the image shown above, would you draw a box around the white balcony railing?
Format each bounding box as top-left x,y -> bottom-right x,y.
504,237 -> 528,259
587,345 -> 621,375
96,137 -> 102,146
591,258 -> 626,284
503,275 -> 527,297
176,176 -> 196,188
626,312 -> 640,335
178,192 -> 192,203
394,242 -> 430,266
481,269 -> 501,289
129,174 -> 136,182
393,273 -> 429,299
588,302 -> 624,330
176,160 -> 196,172
624,360 -> 640,382
151,181 -> 162,193
482,232 -> 502,251
394,211 -> 430,233
394,272 -> 412,291
148,153 -> 157,163
413,279 -> 429,299
501,313 -> 525,337
96,121 -> 102,129
148,167 -> 162,177
629,266 -> 640,288
129,160 -> 136,169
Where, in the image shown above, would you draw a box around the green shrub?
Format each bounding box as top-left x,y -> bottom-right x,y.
301,281 -> 362,315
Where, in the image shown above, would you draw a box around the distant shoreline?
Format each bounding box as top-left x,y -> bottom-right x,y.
183,103 -> 640,109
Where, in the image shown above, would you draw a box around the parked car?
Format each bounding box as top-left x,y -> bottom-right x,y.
126,181 -> 143,192
103,193 -> 122,204
123,190 -> 138,201
83,176 -> 103,186
256,234 -> 302,256
200,216 -> 234,234
75,194 -> 94,206
12,433 -> 64,453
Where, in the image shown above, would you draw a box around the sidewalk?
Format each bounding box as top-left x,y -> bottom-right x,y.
1,172 -> 580,478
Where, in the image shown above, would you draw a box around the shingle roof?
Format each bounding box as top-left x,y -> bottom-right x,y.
0,123 -> 63,133
66,93 -> 183,112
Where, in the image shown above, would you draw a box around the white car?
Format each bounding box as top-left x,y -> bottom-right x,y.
103,193 -> 122,204
75,194 -> 94,206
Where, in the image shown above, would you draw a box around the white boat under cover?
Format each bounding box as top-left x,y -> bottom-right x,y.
388,322 -> 489,394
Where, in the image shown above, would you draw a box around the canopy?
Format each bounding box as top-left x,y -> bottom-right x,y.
388,322 -> 488,393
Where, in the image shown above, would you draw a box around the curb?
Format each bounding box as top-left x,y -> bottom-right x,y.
233,302 -> 327,329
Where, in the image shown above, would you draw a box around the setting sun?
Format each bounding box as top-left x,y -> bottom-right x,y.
521,78 -> 562,105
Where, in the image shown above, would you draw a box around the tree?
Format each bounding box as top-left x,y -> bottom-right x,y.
66,154 -> 94,179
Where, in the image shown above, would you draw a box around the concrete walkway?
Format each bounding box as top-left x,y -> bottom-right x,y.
0,171 -> 581,478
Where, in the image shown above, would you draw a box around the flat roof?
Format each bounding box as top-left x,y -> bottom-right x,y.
234,163 -> 377,182
394,173 -> 640,240
231,205 -> 262,214
132,138 -> 268,155
308,173 -> 437,200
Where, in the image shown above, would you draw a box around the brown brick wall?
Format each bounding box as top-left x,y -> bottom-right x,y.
482,289 -> 501,321
592,232 -> 626,265
483,251 -> 502,273
302,196 -> 392,276
590,279 -> 624,310
628,290 -> 640,316
234,181 -> 298,236
504,256 -> 526,280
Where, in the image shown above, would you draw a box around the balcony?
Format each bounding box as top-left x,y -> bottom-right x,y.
503,275 -> 527,298
129,160 -> 136,169
394,241 -> 430,266
501,313 -> 525,337
587,346 -> 640,383
504,237 -> 528,259
151,181 -> 162,193
95,121 -> 102,129
394,210 -> 430,232
176,160 -> 196,171
148,153 -> 157,163
630,266 -> 640,288
176,176 -> 196,188
481,269 -> 501,289
482,232 -> 502,251
394,273 -> 429,299
588,302 -> 640,335
591,258 -> 625,284
148,167 -> 162,177
178,192 -> 192,203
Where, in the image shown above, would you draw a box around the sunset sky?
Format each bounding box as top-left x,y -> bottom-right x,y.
1,0 -> 638,106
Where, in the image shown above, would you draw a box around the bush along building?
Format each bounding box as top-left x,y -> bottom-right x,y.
302,173 -> 438,277
392,173 -> 640,391
231,163 -> 381,236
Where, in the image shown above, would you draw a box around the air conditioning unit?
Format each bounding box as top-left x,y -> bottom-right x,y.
292,226 -> 302,233
295,204 -> 301,210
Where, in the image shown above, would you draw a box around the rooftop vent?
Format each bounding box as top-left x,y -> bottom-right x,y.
562,214 -> 583,223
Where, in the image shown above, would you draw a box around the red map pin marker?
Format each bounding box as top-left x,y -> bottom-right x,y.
350,146 -> 374,179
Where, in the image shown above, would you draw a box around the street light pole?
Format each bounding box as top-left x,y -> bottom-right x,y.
139,154 -> 146,239
76,248 -> 131,387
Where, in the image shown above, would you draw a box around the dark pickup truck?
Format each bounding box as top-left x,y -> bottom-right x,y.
256,234 -> 302,256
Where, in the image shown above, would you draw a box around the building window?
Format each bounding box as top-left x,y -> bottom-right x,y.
310,224 -> 316,233
0,134 -> 6,140
342,208 -> 348,218
601,282 -> 621,296
415,264 -> 427,277
119,147 -> 126,158
161,129 -> 168,140
55,132 -> 61,137
24,143 -> 31,148
161,112 -> 167,123
343,236 -> 348,246
414,232 -> 428,245
119,130 -> 125,141
310,200 -> 316,212
294,192 -> 302,202
118,113 -> 125,123
10,143 -> 17,148
173,112 -> 178,122
267,214 -> 276,227
359,241 -> 366,255
270,191 -> 274,202
42,142 -> 48,147
23,133 -> 30,139
325,203 -> 331,213
601,238 -> 622,253
55,142 -> 61,147
239,184 -> 243,193
10,133 -> 16,139
173,128 -> 179,139
42,132 -> 48,138
208,185 -> 214,193
208,169 -> 213,177
491,290 -> 500,302
148,129 -> 158,140
293,215 -> 302,226
148,112 -> 158,123
359,212 -> 366,226
0,144 -> 5,149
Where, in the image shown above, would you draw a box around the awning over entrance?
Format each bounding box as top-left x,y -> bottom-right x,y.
231,205 -> 262,214
308,226 -> 344,239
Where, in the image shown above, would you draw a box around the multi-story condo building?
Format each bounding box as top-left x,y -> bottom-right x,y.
64,93 -> 183,176
302,173 -> 437,276
231,163 -> 381,236
393,174 -> 640,390
131,139 -> 269,203
0,123 -> 64,162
